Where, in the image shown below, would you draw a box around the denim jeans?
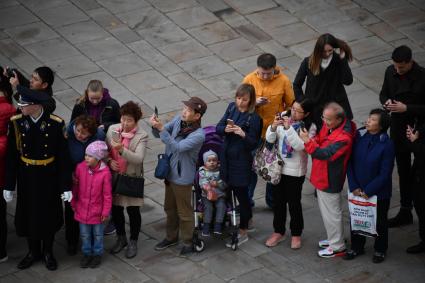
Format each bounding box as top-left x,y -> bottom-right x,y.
203,197 -> 226,224
79,223 -> 104,256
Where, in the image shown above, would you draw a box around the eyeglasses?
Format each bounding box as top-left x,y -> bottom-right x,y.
291,107 -> 304,114
321,115 -> 333,122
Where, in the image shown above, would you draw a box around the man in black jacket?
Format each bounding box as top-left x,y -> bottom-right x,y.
379,45 -> 425,227
5,66 -> 56,113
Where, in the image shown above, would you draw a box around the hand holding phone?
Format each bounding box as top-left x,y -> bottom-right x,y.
227,119 -> 235,126
112,130 -> 120,142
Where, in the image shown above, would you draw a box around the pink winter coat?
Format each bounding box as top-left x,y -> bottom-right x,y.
72,161 -> 112,224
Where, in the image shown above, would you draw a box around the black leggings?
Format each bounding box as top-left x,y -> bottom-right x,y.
112,205 -> 141,241
272,175 -> 305,236
231,186 -> 252,230
0,197 -> 6,258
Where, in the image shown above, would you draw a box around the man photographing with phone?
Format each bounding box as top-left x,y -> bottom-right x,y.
379,45 -> 425,228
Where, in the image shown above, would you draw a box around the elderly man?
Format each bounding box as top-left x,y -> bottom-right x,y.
300,102 -> 356,258
4,87 -> 72,270
150,97 -> 206,256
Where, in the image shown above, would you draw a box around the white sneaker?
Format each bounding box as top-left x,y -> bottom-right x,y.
226,233 -> 249,248
318,247 -> 346,258
0,256 -> 8,263
318,239 -> 330,248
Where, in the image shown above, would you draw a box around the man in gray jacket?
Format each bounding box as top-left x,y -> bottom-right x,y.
150,97 -> 206,255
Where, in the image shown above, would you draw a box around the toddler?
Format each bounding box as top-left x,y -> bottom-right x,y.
72,141 -> 112,268
199,150 -> 226,236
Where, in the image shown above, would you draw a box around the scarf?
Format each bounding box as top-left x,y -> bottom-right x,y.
177,120 -> 200,138
110,126 -> 137,174
281,120 -> 302,158
86,88 -> 111,124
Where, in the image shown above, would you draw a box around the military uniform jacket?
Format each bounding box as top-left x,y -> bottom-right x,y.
5,111 -> 72,238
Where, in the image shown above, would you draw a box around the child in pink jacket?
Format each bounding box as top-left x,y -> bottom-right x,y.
72,141 -> 112,268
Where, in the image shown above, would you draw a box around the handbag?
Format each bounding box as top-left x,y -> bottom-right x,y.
154,153 -> 172,179
114,174 -> 144,198
348,193 -> 378,237
252,141 -> 283,185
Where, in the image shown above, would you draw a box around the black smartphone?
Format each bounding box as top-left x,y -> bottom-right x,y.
152,106 -> 160,138
154,106 -> 159,118
299,121 -> 306,131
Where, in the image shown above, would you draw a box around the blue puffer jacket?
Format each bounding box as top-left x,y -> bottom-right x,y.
347,128 -> 395,200
216,102 -> 262,187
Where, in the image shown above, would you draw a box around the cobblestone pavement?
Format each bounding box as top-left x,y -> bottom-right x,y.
1,0 -> 425,282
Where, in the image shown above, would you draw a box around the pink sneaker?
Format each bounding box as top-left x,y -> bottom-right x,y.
265,233 -> 285,247
291,236 -> 302,249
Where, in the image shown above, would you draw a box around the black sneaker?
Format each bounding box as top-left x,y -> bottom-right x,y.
154,239 -> 178,251
90,255 -> 101,268
343,249 -> 364,260
104,222 -> 116,235
80,255 -> 92,268
388,209 -> 413,228
406,242 -> 425,254
179,245 -> 193,256
372,252 -> 385,264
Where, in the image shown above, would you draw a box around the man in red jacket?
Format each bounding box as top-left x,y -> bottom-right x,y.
300,102 -> 356,258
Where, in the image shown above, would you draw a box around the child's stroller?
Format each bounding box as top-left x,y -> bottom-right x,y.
192,126 -> 239,252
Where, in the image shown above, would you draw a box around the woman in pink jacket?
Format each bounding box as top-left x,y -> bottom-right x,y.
71,141 -> 112,268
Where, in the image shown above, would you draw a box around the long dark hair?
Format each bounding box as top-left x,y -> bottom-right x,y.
0,71 -> 13,104
294,97 -> 314,130
308,33 -> 353,76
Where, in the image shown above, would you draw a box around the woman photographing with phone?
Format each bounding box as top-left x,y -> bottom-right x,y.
264,98 -> 316,249
106,101 -> 148,259
216,84 -> 262,247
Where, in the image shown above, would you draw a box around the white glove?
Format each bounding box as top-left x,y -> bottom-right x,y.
61,191 -> 73,202
3,190 -> 13,203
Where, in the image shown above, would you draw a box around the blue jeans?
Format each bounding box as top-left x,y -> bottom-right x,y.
203,197 -> 226,224
79,223 -> 104,256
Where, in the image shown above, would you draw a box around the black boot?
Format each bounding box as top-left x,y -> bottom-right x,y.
388,208 -> 413,228
406,242 -> 425,254
110,235 -> 127,254
43,253 -> 58,271
17,252 -> 40,269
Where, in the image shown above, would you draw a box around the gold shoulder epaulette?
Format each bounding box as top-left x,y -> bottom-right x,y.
10,114 -> 22,121
49,114 -> 63,123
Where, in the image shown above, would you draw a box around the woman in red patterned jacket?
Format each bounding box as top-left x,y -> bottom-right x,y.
0,70 -> 16,263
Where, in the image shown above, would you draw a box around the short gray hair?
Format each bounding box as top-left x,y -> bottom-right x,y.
324,102 -> 346,120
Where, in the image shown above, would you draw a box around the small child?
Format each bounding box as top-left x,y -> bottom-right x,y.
199,150 -> 226,236
71,141 -> 112,268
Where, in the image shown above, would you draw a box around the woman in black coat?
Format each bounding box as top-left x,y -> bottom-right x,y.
216,84 -> 262,246
293,33 -> 353,129
71,80 -> 120,133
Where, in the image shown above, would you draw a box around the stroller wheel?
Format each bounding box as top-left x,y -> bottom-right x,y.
194,240 -> 205,252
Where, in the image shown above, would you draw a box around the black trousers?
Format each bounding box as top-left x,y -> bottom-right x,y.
351,198 -> 390,253
395,150 -> 415,209
27,234 -> 55,256
413,178 -> 425,242
112,205 -> 141,241
0,197 -> 7,258
272,175 -> 305,236
231,186 -> 252,230
64,202 -> 79,246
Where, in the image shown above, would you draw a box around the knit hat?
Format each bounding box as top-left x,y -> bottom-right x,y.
203,150 -> 218,164
85,140 -> 108,160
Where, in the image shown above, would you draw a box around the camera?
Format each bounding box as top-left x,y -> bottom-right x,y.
6,67 -> 17,78
280,109 -> 291,118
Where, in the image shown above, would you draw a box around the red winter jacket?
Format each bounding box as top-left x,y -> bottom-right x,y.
304,118 -> 356,193
71,161 -> 112,224
0,97 -> 16,188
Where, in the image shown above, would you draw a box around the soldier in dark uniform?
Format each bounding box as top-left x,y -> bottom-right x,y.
3,87 -> 72,271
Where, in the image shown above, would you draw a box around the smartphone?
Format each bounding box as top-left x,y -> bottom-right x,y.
281,110 -> 291,118
227,119 -> 234,126
154,106 -> 159,118
112,130 -> 120,142
299,121 -> 306,131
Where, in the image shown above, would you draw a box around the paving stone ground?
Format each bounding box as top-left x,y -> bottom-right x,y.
1,0 -> 425,282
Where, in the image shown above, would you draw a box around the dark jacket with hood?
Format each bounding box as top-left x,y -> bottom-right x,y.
70,88 -> 120,133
